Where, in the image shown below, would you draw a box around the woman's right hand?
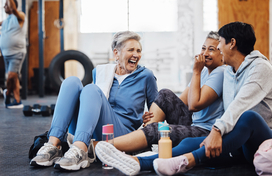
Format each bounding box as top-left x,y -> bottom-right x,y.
193,54 -> 206,74
142,112 -> 154,127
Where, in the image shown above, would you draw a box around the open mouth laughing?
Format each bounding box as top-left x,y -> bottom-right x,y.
128,59 -> 137,64
205,58 -> 212,62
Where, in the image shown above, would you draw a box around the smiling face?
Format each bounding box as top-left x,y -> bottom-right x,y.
201,38 -> 223,72
114,39 -> 142,75
4,1 -> 12,14
217,36 -> 232,65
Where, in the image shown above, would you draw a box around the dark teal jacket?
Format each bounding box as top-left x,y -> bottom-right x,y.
93,65 -> 158,131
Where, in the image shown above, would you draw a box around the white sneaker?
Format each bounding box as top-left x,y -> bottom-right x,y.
54,145 -> 90,171
30,142 -> 62,167
95,141 -> 140,175
6,99 -> 24,109
66,133 -> 96,163
153,155 -> 191,176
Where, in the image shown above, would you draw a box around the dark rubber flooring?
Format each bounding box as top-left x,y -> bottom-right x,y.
0,95 -> 257,176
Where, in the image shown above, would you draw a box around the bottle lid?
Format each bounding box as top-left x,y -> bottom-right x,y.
158,120 -> 170,132
102,124 -> 114,134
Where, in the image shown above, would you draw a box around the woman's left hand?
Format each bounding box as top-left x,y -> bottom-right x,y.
193,54 -> 206,74
142,112 -> 154,127
200,129 -> 222,158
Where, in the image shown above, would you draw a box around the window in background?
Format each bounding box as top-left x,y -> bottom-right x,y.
0,0 -> 7,23
128,0 -> 177,32
80,0 -> 127,33
203,0 -> 218,31
80,0 -> 177,33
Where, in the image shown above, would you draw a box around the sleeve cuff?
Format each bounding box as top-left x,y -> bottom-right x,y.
214,121 -> 225,136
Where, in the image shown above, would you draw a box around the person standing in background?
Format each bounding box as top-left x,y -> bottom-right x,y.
0,0 -> 26,108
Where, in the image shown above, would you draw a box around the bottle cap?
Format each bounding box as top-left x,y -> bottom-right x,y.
102,124 -> 114,134
158,120 -> 170,132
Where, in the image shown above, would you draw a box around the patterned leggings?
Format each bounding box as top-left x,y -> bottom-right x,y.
141,89 -> 210,148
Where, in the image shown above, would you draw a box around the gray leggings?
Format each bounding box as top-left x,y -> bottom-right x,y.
141,89 -> 210,148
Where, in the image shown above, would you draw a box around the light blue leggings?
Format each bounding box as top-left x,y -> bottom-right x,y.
48,76 -> 130,147
138,110 -> 272,171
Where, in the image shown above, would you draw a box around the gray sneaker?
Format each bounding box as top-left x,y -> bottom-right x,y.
66,133 -> 96,163
30,142 -> 62,167
54,145 -> 90,170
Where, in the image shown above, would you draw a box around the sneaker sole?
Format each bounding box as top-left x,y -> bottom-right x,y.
30,157 -> 61,167
6,104 -> 24,109
54,160 -> 90,171
95,141 -> 140,175
153,159 -> 164,176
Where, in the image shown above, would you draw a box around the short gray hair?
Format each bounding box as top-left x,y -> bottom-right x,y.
111,31 -> 141,51
206,31 -> 219,41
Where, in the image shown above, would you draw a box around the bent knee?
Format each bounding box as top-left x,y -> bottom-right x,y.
81,84 -> 102,96
7,72 -> 18,79
155,89 -> 175,104
237,110 -> 263,128
240,110 -> 262,122
82,84 -> 100,91
158,89 -> 174,97
62,76 -> 82,87
142,122 -> 158,132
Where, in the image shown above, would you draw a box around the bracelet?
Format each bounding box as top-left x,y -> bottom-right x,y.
212,125 -> 221,133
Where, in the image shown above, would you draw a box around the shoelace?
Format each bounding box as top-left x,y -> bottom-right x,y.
64,146 -> 81,159
37,143 -> 56,155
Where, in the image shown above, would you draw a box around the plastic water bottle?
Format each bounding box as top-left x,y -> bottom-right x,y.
158,120 -> 172,158
102,124 -> 114,169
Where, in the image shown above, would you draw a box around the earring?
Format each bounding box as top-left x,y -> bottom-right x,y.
230,47 -> 232,50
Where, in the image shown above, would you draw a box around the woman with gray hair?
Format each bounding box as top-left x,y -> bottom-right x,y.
94,31 -> 226,175
30,31 -> 158,171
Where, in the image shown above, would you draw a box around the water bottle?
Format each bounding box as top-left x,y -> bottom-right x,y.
158,120 -> 172,158
102,124 -> 114,169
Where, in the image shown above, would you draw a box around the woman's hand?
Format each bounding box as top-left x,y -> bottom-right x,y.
142,112 -> 154,127
193,54 -> 206,74
199,129 -> 222,158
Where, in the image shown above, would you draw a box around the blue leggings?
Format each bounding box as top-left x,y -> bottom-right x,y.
48,76 -> 130,147
138,110 -> 272,171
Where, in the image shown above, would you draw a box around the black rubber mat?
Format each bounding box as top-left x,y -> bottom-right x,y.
0,95 -> 257,176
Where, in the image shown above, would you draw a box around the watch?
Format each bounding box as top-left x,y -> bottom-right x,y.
212,125 -> 221,133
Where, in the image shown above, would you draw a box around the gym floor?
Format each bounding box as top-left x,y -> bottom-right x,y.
0,95 -> 257,176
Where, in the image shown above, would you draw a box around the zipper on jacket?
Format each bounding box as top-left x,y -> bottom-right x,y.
113,82 -> 120,107
234,76 -> 238,98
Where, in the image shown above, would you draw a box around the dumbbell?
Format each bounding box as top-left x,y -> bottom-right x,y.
23,104 -> 55,117
23,104 -> 41,116
40,104 -> 55,116
32,104 -> 41,115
